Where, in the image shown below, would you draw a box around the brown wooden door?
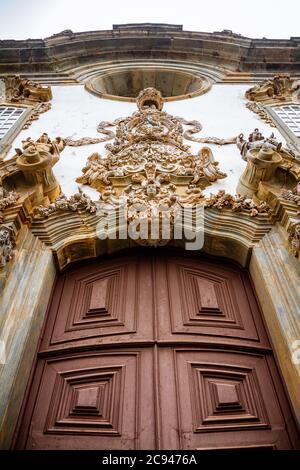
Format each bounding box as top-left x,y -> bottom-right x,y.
15,251 -> 300,450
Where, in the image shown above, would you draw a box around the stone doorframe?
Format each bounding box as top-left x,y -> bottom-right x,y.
0,221 -> 299,449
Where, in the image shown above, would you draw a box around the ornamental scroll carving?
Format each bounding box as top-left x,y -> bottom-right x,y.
3,75 -> 52,129
4,75 -> 52,104
76,87 -> 226,198
245,75 -> 300,128
245,75 -> 300,104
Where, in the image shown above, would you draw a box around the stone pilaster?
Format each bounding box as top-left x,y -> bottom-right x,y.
0,227 -> 56,448
250,224 -> 300,424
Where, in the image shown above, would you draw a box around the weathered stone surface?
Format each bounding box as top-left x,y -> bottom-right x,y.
0,25 -> 299,76
250,224 -> 300,424
0,228 -> 56,449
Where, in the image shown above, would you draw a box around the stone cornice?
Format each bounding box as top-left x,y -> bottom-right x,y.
0,25 -> 299,76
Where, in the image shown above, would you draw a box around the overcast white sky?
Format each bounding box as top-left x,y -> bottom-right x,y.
0,0 -> 299,40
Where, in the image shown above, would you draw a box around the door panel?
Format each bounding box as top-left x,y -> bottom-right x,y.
19,349 -> 156,450
173,349 -> 294,450
41,256 -> 154,353
155,255 -> 269,348
15,251 -> 300,450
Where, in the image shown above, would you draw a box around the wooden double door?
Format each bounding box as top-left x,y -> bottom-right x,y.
16,251 -> 299,449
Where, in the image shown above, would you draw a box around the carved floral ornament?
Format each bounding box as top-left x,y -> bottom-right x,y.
1,86 -> 300,261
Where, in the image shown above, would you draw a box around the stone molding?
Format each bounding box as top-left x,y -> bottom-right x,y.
250,224 -> 300,424
1,25 -> 300,76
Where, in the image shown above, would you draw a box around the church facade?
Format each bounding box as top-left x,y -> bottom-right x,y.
0,24 -> 299,449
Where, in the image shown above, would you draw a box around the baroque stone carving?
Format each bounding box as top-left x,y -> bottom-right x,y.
236,128 -> 300,181
204,190 -> 270,217
22,102 -> 52,129
15,134 -> 63,203
245,76 -> 300,128
3,75 -> 52,129
246,102 -> 276,127
0,225 -> 15,268
4,75 -> 52,104
237,145 -> 282,198
0,187 -> 19,223
237,129 -> 282,160
77,88 -> 226,195
34,187 -> 97,218
288,222 -> 300,258
245,75 -> 299,103
282,183 -> 300,214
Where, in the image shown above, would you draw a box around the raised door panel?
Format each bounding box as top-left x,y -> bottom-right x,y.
21,349 -> 156,450
41,256 -> 154,352
169,348 -> 296,450
155,255 -> 270,349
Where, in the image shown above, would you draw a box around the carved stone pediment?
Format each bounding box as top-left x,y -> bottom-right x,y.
245,75 -> 300,104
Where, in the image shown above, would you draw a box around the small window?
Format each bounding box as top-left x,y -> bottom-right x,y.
272,104 -> 300,138
0,106 -> 26,140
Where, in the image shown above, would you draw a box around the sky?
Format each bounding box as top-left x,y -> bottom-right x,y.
0,0 -> 299,40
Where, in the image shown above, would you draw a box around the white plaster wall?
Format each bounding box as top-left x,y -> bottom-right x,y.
7,84 -> 286,198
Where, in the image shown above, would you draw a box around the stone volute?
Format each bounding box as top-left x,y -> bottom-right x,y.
237,144 -> 282,198
16,143 -> 60,204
